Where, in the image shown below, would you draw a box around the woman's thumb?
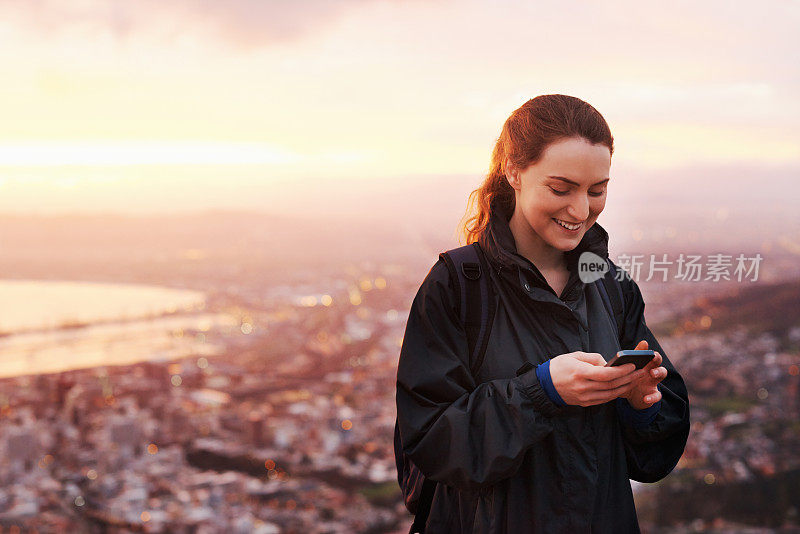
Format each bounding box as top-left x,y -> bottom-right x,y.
573,352 -> 607,366
634,340 -> 648,350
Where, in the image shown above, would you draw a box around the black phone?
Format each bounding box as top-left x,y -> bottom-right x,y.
605,349 -> 655,369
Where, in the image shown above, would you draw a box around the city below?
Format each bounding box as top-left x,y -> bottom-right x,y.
0,211 -> 798,532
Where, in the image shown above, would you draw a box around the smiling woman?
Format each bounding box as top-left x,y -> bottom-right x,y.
395,94 -> 690,534
504,137 -> 612,278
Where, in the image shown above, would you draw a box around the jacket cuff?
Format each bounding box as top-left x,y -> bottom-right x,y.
615,385 -> 662,429
535,359 -> 567,407
514,362 -> 566,418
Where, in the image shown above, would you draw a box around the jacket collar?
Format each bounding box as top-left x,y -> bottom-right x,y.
479,201 -> 610,296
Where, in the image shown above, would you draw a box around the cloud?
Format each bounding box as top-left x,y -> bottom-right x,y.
0,0 -> 394,48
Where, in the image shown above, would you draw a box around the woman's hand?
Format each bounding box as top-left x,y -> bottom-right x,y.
621,340 -> 668,410
548,351 -> 646,407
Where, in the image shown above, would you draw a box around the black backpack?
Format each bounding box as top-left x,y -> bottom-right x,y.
394,242 -> 626,534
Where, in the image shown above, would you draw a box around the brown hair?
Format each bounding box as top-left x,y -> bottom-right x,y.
458,94 -> 614,245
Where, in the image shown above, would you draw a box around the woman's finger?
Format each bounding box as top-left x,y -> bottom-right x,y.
642,352 -> 662,372
642,388 -> 662,404
585,381 -> 639,403
590,369 -> 646,391
583,362 -> 636,382
649,366 -> 667,382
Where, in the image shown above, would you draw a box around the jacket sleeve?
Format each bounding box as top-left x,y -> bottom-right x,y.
396,258 -> 567,493
613,260 -> 691,483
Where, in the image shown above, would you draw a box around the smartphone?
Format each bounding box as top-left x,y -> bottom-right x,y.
605,349 -> 655,369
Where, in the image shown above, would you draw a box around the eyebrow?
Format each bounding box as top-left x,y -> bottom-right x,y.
547,176 -> 610,187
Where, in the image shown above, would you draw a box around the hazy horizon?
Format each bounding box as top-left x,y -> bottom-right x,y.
0,0 -> 797,220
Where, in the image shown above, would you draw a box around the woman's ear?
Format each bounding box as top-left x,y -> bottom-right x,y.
503,157 -> 521,191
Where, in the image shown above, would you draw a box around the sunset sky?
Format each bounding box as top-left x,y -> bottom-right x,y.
0,0 -> 797,216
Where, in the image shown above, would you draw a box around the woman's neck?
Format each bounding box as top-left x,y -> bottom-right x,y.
508,209 -> 567,273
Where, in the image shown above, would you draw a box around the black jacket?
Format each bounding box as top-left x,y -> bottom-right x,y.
395,205 -> 691,533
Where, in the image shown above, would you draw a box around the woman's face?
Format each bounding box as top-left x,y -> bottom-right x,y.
506,136 -> 611,253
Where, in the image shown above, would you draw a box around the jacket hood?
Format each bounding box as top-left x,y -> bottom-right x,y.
478,200 -> 611,295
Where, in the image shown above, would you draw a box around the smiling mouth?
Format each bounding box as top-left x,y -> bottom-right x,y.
553,218 -> 583,231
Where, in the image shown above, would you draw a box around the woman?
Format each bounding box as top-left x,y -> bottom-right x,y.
395,94 -> 690,533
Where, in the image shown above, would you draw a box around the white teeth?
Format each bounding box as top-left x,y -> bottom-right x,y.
555,218 -> 581,230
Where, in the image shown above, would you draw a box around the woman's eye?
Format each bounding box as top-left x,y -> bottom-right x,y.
549,187 -> 606,197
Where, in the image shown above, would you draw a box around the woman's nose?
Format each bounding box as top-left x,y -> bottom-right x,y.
567,196 -> 590,221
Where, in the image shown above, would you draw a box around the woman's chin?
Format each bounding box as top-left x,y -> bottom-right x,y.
549,218 -> 588,242
556,242 -> 580,252
548,230 -> 584,250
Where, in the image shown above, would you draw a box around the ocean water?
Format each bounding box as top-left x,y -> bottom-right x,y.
0,280 -> 205,333
0,280 -> 235,378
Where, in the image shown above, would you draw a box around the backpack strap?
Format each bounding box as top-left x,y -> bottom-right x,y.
402,243 -> 495,534
596,258 -> 626,344
438,242 -> 496,376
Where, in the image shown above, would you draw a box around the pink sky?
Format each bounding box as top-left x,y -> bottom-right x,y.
0,0 -> 797,215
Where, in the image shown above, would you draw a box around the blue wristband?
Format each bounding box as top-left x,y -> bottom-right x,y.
535,359 -> 567,407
